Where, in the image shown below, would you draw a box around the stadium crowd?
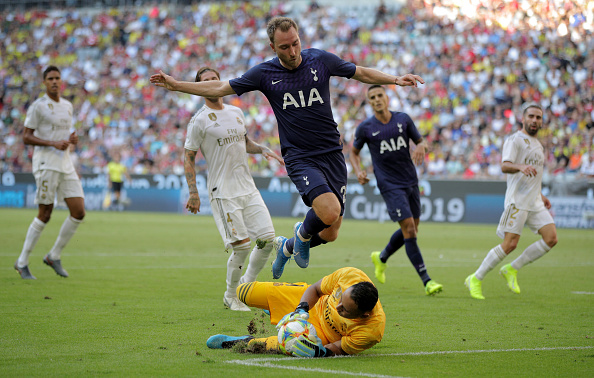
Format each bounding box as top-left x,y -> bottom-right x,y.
1,0 -> 593,180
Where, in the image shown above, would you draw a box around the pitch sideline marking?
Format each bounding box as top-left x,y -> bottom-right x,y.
572,291 -> 594,295
226,346 -> 594,377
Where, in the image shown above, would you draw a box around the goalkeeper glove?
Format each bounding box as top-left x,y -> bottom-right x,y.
289,334 -> 332,358
276,302 -> 310,330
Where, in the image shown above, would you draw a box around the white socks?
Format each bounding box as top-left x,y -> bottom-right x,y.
48,216 -> 82,260
475,245 -> 507,280
17,217 -> 46,267
242,239 -> 274,283
225,241 -> 251,298
511,239 -> 551,270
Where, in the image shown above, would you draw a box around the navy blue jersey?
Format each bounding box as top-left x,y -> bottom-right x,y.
353,111 -> 421,192
229,48 -> 356,163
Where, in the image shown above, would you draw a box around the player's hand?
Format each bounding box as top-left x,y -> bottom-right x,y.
262,147 -> 285,166
412,146 -> 426,166
186,192 -> 201,213
542,194 -> 551,209
395,73 -> 424,87
69,132 -> 78,145
288,334 -> 331,358
357,171 -> 369,185
520,164 -> 537,177
276,309 -> 309,330
150,70 -> 178,91
53,140 -> 70,150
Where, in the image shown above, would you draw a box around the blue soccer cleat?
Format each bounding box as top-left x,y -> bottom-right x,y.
206,334 -> 253,349
292,222 -> 310,269
272,236 -> 291,279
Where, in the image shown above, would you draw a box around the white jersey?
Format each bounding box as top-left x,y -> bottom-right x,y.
501,130 -> 545,212
184,104 -> 258,200
25,94 -> 75,174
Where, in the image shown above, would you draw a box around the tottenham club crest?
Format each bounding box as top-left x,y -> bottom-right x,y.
310,68 -> 318,81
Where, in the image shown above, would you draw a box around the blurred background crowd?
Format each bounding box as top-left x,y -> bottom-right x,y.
1,0 -> 593,182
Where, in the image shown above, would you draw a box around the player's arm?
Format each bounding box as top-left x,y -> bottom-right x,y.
412,137 -> 428,166
150,70 -> 236,97
23,127 -> 70,150
184,148 -> 201,213
278,278 -> 325,328
245,135 -> 285,166
352,66 -> 424,87
501,161 -> 538,177
349,146 -> 369,185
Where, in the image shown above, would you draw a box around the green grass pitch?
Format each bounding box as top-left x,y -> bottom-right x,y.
1,208 -> 592,377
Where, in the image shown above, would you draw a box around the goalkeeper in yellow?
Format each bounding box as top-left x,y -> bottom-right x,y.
206,267 -> 385,357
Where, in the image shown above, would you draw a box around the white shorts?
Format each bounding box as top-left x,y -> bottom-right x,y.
34,170 -> 84,205
210,191 -> 275,249
496,203 -> 555,239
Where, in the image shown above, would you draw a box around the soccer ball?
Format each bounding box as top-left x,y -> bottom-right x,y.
277,318 -> 317,356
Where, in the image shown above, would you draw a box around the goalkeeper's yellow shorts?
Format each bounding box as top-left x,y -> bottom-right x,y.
237,281 -> 309,325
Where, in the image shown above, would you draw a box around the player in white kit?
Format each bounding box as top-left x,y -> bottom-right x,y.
184,67 -> 284,311
15,66 -> 85,279
465,103 -> 558,299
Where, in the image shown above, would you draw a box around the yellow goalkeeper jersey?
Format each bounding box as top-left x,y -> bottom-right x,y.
312,267 -> 385,355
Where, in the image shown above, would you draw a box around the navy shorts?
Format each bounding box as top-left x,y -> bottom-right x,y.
381,185 -> 420,222
285,150 -> 347,215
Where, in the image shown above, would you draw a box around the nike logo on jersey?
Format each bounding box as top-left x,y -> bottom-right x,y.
272,79 -> 283,85
372,131 -> 380,136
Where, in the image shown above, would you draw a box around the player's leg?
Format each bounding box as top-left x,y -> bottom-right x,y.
370,226 -> 403,284
205,333 -> 276,351
44,195 -> 84,278
280,152 -> 346,270
298,152 -> 346,248
15,170 -> 57,279
236,281 -> 307,323
466,204 -> 526,299
211,197 -> 251,310
511,215 -> 557,270
465,233 -> 517,299
112,182 -> 121,209
15,204 -> 52,280
399,216 -> 440,294
370,189 -> 408,283
44,174 -> 85,277
225,239 -> 252,311
294,190 -> 341,268
502,214 -> 557,293
273,190 -> 339,275
242,193 -> 275,283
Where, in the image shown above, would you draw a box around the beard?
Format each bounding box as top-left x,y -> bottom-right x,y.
525,124 -> 540,136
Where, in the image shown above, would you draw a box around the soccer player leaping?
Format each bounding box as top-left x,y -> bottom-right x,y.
151,17 -> 423,279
